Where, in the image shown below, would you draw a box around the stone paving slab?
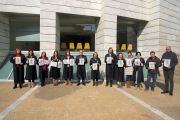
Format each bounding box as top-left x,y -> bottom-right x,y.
3,82 -> 163,120
0,82 -> 38,113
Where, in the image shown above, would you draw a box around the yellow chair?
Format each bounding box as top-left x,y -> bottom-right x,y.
76,43 -> 82,49
121,44 -> 126,50
117,44 -> 120,50
61,42 -> 67,49
69,42 -> 75,49
84,43 -> 90,50
127,44 -> 132,50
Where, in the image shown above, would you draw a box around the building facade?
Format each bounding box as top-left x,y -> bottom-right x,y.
0,0 -> 180,80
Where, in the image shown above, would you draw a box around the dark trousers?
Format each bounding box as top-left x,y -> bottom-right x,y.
146,73 -> 157,90
41,70 -> 46,86
65,67 -> 71,81
163,69 -> 174,92
77,77 -> 85,84
14,67 -> 21,86
93,76 -> 98,82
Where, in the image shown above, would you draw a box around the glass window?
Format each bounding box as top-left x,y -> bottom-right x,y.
10,18 -> 40,51
59,13 -> 99,52
117,16 -> 148,52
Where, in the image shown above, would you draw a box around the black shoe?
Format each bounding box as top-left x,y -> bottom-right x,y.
82,83 -> 86,86
144,89 -> 149,92
161,91 -> 168,94
77,83 -> 80,86
19,84 -> 22,88
106,82 -> 109,86
13,86 -> 17,89
169,92 -> 173,96
151,89 -> 154,91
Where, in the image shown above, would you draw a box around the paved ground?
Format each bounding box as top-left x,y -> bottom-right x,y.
0,58 -> 180,120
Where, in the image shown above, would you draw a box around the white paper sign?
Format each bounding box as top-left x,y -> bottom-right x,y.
29,58 -> 34,66
149,62 -> 155,69
39,59 -> 44,66
126,59 -> 132,66
93,63 -> 97,70
44,60 -> 50,65
63,59 -> 70,64
107,57 -> 112,64
70,59 -> 74,66
135,59 -> 140,66
50,61 -> 57,67
164,59 -> 171,67
79,58 -> 84,65
58,62 -> 62,68
15,57 -> 21,64
118,60 -> 123,67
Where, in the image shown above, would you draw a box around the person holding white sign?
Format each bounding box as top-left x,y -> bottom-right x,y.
62,50 -> 74,86
10,48 -> 26,89
25,50 -> 38,88
161,46 -> 178,96
115,53 -> 126,88
132,52 -> 145,90
50,51 -> 61,86
125,51 -> 134,88
104,47 -> 117,87
75,50 -> 88,86
38,52 -> 49,87
90,52 -> 101,86
144,51 -> 161,92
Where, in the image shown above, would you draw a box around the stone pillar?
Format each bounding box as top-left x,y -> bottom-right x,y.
0,14 -> 9,66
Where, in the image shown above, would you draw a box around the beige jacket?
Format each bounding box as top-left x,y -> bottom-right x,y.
125,56 -> 134,75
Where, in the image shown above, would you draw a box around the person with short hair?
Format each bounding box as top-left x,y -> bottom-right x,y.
132,52 -> 145,90
10,48 -> 26,89
144,51 -> 161,91
161,46 -> 178,96
104,47 -> 117,87
75,50 -> 88,86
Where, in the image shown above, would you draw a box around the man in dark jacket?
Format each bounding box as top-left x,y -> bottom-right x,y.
161,46 -> 178,96
144,51 -> 161,91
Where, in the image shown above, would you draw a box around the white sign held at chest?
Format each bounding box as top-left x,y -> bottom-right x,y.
29,58 -> 34,66
164,59 -> 171,67
15,57 -> 21,64
135,59 -> 140,66
58,62 -> 62,68
39,59 -> 44,66
149,62 -> 155,70
118,60 -> 123,67
70,59 -> 74,66
79,58 -> 84,65
63,59 -> 70,64
93,63 -> 97,70
107,57 -> 112,64
126,59 -> 132,66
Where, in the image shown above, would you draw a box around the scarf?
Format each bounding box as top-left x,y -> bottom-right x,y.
16,53 -> 21,67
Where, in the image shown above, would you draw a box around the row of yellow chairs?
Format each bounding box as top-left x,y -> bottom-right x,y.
61,42 -> 90,50
117,44 -> 132,50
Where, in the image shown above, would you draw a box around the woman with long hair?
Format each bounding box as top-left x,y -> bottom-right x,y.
62,50 -> 74,85
10,48 -> 26,89
90,52 -> 101,86
50,51 -> 61,86
25,50 -> 38,88
38,52 -> 49,87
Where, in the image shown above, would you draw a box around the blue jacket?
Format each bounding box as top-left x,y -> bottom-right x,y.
161,51 -> 178,70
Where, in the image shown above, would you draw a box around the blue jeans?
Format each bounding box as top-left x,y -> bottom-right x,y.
126,75 -> 132,81
146,73 -> 157,90
77,77 -> 85,84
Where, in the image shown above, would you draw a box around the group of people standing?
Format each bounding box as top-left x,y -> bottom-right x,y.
10,46 -> 178,96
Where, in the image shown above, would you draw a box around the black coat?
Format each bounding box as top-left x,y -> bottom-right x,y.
50,56 -> 61,78
75,55 -> 88,78
62,56 -> 74,79
90,57 -> 101,79
38,57 -> 49,80
10,54 -> 26,84
115,58 -> 126,82
25,56 -> 38,80
104,53 -> 117,80
132,57 -> 145,82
